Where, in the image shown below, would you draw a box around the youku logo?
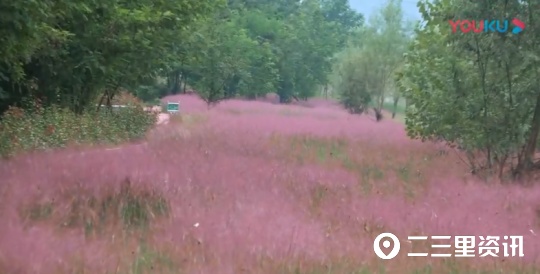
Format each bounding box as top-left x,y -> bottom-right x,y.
449,18 -> 525,34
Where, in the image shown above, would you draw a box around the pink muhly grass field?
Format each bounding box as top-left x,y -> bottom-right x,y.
0,94 -> 539,273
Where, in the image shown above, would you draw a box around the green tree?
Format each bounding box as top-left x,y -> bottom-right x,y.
332,47 -> 372,114
396,0 -> 540,178
271,0 -> 360,103
0,0 -> 218,114
186,14 -> 263,106
332,0 -> 409,120
178,0 -> 362,105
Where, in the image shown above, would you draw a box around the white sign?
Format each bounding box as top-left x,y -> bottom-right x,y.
166,102 -> 179,113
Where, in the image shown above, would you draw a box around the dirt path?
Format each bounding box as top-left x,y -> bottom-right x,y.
157,113 -> 170,125
144,105 -> 170,125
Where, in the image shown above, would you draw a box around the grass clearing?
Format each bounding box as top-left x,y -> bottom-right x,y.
14,249 -> 540,274
128,242 -> 178,274
2,95 -> 538,273
169,113 -> 208,126
224,108 -> 244,115
285,134 -> 350,165
251,256 -> 540,274
20,178 -> 169,235
382,100 -> 406,115
379,99 -> 406,123
58,240 -> 179,274
395,158 -> 427,200
280,108 -> 305,116
536,207 -> 540,226
269,134 -> 430,199
222,107 -> 265,115
25,201 -> 54,221
357,165 -> 385,195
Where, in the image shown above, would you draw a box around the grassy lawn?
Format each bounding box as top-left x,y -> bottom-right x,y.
3,95 -> 538,273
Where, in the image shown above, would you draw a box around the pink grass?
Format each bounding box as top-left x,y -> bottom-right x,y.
0,95 -> 539,273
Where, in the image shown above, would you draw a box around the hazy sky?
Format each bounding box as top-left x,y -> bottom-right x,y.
348,0 -> 422,22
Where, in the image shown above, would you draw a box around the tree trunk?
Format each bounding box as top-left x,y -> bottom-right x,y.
105,89 -> 115,112
497,154 -> 508,180
517,93 -> 540,173
376,94 -> 385,115
181,73 -> 187,94
97,90 -> 108,112
373,94 -> 384,121
374,107 -> 383,121
392,96 -> 399,119
171,71 -> 180,94
183,81 -> 187,93
166,75 -> 172,92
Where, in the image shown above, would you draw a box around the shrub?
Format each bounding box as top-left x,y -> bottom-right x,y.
110,90 -> 145,106
0,103 -> 157,157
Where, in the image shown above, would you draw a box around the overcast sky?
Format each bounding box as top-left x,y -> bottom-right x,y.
348,0 -> 422,22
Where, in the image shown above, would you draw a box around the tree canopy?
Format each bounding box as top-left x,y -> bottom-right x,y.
396,0 -> 540,178
0,0 -> 364,113
0,0 -> 218,113
331,0 -> 411,119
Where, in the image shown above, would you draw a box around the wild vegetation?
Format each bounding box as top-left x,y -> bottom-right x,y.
1,0 -> 540,273
331,0 -> 411,120
396,0 -> 540,179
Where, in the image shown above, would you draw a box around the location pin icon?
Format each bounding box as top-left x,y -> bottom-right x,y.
373,232 -> 401,259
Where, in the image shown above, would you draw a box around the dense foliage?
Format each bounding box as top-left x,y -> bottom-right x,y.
0,0 -> 363,156
3,0 -> 538,180
331,0 -> 411,120
396,0 -> 540,178
0,0 -> 218,114
0,100 -> 156,157
0,0 -> 364,111
173,0 -> 364,104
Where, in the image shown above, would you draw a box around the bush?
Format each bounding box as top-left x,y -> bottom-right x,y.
110,90 -> 145,106
340,87 -> 372,114
0,103 -> 157,157
146,98 -> 162,107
